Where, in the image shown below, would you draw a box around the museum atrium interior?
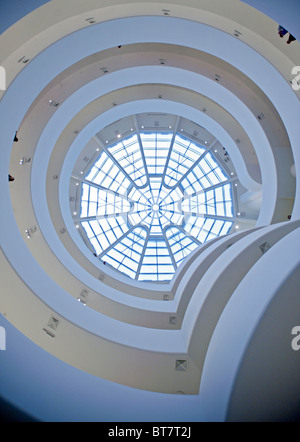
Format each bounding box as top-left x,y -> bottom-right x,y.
0,0 -> 300,422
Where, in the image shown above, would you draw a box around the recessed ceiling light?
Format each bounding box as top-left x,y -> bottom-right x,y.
257,113 -> 265,120
234,30 -> 242,37
77,298 -> 86,305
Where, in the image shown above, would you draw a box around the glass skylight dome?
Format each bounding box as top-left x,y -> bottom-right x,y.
78,128 -> 234,282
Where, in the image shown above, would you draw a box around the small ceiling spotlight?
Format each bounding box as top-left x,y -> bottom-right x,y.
49,99 -> 59,107
85,17 -> 96,24
18,56 -> 30,64
257,112 -> 265,120
234,30 -> 242,38
25,226 -> 37,238
19,157 -> 31,165
77,298 -> 86,305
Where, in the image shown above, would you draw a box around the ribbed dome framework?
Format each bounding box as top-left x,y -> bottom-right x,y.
0,0 -> 299,422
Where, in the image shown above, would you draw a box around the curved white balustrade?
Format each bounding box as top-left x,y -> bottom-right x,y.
200,224 -> 300,422
184,220 -> 300,368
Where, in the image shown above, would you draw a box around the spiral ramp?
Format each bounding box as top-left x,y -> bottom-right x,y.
0,0 -> 299,422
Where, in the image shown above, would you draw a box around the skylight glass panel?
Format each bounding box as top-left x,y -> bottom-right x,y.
85,151 -> 130,195
183,215 -> 233,243
140,132 -> 173,175
80,183 -> 131,219
101,227 -> 148,279
164,134 -> 206,187
181,183 -> 234,219
138,239 -> 175,282
166,227 -> 198,266
78,127 -> 235,282
81,216 -> 129,255
107,134 -> 148,187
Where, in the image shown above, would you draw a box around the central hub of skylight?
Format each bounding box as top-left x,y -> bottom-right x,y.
77,127 -> 235,282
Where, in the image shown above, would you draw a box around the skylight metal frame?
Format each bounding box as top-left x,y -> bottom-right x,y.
77,127 -> 235,282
